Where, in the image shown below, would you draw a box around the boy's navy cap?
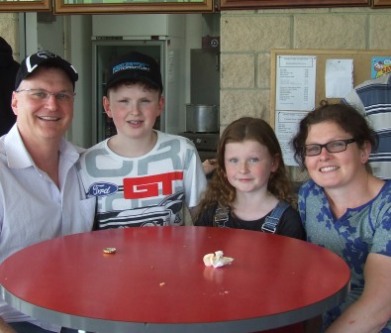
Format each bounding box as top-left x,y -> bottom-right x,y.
15,50 -> 78,90
106,52 -> 163,92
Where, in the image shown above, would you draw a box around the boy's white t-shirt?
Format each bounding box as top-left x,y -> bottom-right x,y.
78,131 -> 207,229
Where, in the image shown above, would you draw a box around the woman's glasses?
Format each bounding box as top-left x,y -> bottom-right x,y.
304,138 -> 356,156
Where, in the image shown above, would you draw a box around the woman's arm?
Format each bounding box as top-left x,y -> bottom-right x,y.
326,253 -> 391,333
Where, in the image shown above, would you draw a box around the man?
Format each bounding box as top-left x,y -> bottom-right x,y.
342,73 -> 391,180
0,50 -> 95,333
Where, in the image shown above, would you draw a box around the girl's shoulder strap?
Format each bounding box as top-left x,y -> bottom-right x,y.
261,201 -> 290,233
214,205 -> 230,227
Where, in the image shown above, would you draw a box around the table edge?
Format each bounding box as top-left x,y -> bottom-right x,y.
1,283 -> 349,333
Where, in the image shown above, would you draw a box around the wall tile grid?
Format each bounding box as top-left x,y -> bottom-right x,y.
3,9 -> 391,132
220,7 -> 391,130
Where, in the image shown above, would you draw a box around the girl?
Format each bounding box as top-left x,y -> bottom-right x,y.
195,117 -> 305,240
195,117 -> 305,333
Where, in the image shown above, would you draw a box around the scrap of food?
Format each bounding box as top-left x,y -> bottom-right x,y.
103,247 -> 117,254
203,250 -> 234,268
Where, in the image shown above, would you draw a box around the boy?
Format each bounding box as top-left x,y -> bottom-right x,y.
78,51 -> 207,229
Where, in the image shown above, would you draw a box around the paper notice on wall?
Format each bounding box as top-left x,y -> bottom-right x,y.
275,110 -> 309,166
325,59 -> 354,98
275,55 -> 317,111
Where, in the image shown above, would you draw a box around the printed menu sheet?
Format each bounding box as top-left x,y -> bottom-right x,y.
275,55 -> 316,166
275,55 -> 317,111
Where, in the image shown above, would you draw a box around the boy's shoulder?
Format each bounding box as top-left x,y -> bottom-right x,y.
79,140 -> 108,162
157,131 -> 196,146
83,140 -> 107,153
81,133 -> 197,160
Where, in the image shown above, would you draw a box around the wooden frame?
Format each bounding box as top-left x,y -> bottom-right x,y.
54,0 -> 214,14
372,0 -> 391,7
220,0 -> 369,10
270,48 -> 391,130
0,0 -> 51,12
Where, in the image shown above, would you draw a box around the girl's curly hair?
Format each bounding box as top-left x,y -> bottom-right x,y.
196,117 -> 295,220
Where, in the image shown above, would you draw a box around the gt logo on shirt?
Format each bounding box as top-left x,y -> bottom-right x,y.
123,172 -> 184,199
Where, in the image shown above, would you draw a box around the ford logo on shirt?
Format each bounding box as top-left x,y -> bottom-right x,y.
88,182 -> 118,197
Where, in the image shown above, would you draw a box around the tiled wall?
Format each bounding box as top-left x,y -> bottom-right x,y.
219,7 -> 391,130
0,13 -> 20,61
3,8 -> 391,131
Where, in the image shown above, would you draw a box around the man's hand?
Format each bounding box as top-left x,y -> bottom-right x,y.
0,318 -> 16,333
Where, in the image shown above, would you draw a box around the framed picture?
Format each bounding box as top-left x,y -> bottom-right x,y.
54,0 -> 214,14
0,0 -> 51,12
372,0 -> 391,7
220,0 -> 369,10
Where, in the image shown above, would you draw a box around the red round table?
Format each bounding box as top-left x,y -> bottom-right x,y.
0,226 -> 350,332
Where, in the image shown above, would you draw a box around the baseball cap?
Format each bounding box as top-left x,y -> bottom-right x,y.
15,50 -> 78,90
105,52 -> 163,93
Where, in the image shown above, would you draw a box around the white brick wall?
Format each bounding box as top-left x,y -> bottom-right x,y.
3,8 -> 391,134
220,7 -> 391,130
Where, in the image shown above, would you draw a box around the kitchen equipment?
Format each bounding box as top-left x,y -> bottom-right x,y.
190,49 -> 220,106
186,104 -> 219,133
178,131 -> 219,162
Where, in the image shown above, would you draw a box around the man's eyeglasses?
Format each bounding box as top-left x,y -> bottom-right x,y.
304,138 -> 356,157
15,89 -> 75,103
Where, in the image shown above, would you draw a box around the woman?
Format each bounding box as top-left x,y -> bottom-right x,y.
292,102 -> 391,332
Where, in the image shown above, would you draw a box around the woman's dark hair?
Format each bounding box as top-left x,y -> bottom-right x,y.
196,117 -> 295,219
291,101 -> 378,169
